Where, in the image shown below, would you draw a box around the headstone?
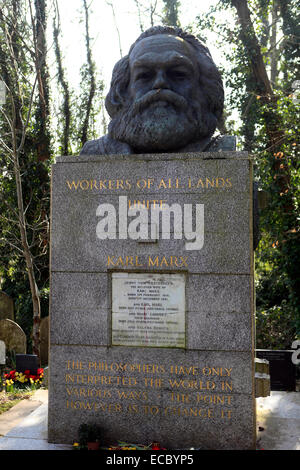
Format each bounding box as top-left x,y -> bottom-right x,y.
0,291 -> 14,321
255,373 -> 270,397
256,350 -> 296,391
255,358 -> 270,397
0,319 -> 26,354
16,354 -> 39,375
48,150 -> 255,449
0,340 -> 5,365
40,316 -> 49,365
255,358 -> 269,375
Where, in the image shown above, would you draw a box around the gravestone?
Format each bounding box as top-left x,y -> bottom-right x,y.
0,291 -> 14,321
48,150 -> 255,449
255,358 -> 270,397
0,319 -> 26,354
256,350 -> 296,391
16,354 -> 39,375
0,340 -> 5,365
40,316 -> 49,366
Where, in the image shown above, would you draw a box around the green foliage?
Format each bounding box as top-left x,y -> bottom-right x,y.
162,0 -> 181,27
0,0 -> 104,353
78,422 -> 102,445
256,302 -> 297,349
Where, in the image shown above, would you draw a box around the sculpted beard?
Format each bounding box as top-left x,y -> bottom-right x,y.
108,89 -> 211,152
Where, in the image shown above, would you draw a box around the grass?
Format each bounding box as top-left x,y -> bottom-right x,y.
0,389 -> 34,416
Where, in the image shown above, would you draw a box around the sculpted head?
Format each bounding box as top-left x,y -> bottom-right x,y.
105,26 -> 224,153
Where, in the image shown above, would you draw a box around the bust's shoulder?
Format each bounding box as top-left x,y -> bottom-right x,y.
80,135 -> 132,156
80,138 -> 102,155
206,135 -> 237,152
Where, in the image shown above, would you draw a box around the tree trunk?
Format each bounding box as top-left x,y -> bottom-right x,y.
13,148 -> 41,362
80,0 -> 96,147
33,0 -> 51,161
270,0 -> 279,85
53,3 -> 71,155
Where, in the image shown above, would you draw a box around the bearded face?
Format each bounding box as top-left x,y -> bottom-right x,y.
106,33 -> 222,153
109,88 -> 212,152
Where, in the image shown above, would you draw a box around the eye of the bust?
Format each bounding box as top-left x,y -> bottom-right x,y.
135,70 -> 154,81
167,68 -> 189,80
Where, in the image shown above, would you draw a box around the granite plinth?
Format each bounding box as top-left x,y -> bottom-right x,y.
49,151 -> 255,449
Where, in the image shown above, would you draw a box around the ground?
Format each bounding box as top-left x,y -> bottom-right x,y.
0,390 -> 34,416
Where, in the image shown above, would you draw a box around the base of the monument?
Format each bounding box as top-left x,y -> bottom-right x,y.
48,345 -> 256,450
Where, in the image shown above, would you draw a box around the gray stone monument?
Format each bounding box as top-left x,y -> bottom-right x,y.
0,319 -> 26,354
48,26 -> 256,449
0,340 -> 5,366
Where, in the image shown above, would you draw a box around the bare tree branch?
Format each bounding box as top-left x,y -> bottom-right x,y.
106,0 -> 123,57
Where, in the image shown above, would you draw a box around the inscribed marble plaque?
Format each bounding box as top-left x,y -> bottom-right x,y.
112,273 -> 185,348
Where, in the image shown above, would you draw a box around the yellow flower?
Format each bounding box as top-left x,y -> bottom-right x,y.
73,443 -> 79,447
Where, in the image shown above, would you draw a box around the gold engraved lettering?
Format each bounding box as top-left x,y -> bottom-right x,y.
79,180 -> 89,190
170,365 -> 198,375
158,178 -> 167,189
99,180 -> 107,189
148,256 -> 159,267
66,180 -> 80,190
66,360 -> 85,370
147,256 -> 188,268
216,178 -> 224,188
221,409 -> 232,419
144,378 -> 163,388
179,257 -> 188,267
206,178 -> 214,187
171,392 -> 191,403
163,407 -> 214,418
221,381 -> 233,391
196,178 -> 204,188
136,179 -> 147,189
168,379 -> 215,390
117,391 -> 148,401
196,394 -> 232,405
115,256 -> 124,267
107,256 -> 115,266
143,405 -> 159,416
128,404 -> 139,413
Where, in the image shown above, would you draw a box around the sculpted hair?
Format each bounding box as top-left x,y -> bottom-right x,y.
105,26 -> 224,130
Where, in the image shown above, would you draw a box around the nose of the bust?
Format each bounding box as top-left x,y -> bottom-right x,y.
152,70 -> 169,90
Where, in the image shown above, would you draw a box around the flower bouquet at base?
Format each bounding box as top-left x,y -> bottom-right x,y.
3,368 -> 44,391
